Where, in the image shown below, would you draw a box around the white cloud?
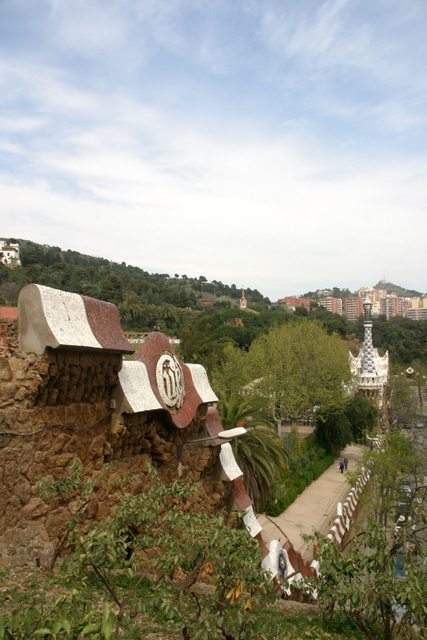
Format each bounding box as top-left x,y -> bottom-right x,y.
1,0 -> 427,298
2,97 -> 427,297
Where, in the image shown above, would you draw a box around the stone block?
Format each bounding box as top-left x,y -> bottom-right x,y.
22,497 -> 49,519
0,487 -> 10,516
13,476 -> 32,505
65,352 -> 80,366
14,387 -> 29,402
45,507 -> 69,538
0,358 -> 12,381
93,458 -> 104,470
80,354 -> 95,367
95,485 -> 109,502
3,494 -> 23,530
38,360 -> 50,376
9,357 -> 29,375
97,501 -> 111,520
85,495 -> 99,519
0,383 -> 16,402
50,453 -> 75,469
26,462 -> 47,485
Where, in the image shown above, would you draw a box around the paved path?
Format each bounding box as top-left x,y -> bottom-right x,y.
257,444 -> 366,560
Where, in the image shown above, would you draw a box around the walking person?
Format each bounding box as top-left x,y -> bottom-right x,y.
344,458 -> 348,471
339,459 -> 345,474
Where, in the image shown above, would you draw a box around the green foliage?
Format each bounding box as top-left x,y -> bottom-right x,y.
345,395 -> 379,441
0,593 -> 115,639
306,521 -> 427,640
315,394 -> 379,455
388,375 -> 420,429
354,315 -> 427,367
264,444 -> 334,516
247,320 -> 351,426
372,281 -> 423,298
37,461 -> 281,639
211,343 -> 251,396
306,434 -> 427,639
310,307 -> 352,338
218,392 -> 289,510
178,315 -> 228,375
315,410 -> 353,457
362,432 -> 426,526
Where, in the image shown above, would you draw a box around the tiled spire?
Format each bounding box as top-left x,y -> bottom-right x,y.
361,296 -> 376,375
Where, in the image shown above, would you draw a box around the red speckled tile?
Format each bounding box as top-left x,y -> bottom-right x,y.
83,296 -> 134,353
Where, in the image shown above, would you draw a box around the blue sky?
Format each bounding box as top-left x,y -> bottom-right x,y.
1,0 -> 427,300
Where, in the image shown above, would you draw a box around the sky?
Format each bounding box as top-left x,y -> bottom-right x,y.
1,0 -> 427,301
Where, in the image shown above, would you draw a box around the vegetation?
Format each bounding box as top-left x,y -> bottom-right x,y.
2,240 -> 427,372
372,281 -> 423,298
246,320 -> 352,429
0,239 -> 269,312
264,440 -> 334,517
218,392 -> 289,510
0,460 -> 366,639
315,394 -> 379,456
388,375 -> 420,430
307,433 -> 427,639
352,315 -> 427,367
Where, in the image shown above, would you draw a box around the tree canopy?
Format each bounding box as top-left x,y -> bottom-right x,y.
246,320 -> 352,428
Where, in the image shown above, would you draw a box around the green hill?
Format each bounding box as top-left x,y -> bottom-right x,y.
0,238 -> 270,309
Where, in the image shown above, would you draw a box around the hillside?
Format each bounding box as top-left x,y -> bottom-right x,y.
1,238 -> 427,369
0,238 -> 270,311
373,280 -> 424,297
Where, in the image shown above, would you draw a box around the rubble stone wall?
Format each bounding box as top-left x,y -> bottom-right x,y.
0,320 -> 228,569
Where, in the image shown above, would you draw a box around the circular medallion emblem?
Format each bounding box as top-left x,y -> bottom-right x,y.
156,352 -> 185,411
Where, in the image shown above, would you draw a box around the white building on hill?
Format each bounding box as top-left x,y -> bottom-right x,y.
0,240 -> 21,268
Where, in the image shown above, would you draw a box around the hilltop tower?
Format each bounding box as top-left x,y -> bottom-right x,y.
240,288 -> 247,310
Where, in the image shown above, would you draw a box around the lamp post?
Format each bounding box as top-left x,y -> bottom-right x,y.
177,427 -> 247,459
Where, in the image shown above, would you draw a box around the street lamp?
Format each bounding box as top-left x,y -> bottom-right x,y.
177,427 -> 247,459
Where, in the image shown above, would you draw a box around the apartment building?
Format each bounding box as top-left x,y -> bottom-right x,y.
406,297 -> 427,320
379,294 -> 407,319
344,296 -> 364,322
278,296 -> 313,310
319,297 -> 342,315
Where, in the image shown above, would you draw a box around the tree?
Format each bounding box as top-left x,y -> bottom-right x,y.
345,394 -> 379,442
218,392 -> 289,510
388,375 -> 419,429
119,293 -> 145,321
178,315 -> 226,376
308,521 -> 427,640
294,306 -> 308,317
315,395 -> 378,456
315,410 -> 352,457
408,359 -> 427,409
247,320 -> 352,431
307,433 -> 427,639
211,343 -> 250,397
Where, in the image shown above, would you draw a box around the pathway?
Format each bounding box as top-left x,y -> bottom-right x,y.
257,444 -> 366,560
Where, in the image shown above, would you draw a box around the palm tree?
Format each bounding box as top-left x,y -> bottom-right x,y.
218,392 -> 289,511
120,293 -> 145,322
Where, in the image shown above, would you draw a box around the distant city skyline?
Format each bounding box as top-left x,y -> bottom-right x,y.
280,285 -> 427,321
286,282 -> 426,298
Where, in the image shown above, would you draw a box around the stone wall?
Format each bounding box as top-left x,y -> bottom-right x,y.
1,285 -> 315,592
0,307 -> 228,569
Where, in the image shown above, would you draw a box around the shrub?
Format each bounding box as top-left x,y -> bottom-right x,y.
264,447 -> 334,517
